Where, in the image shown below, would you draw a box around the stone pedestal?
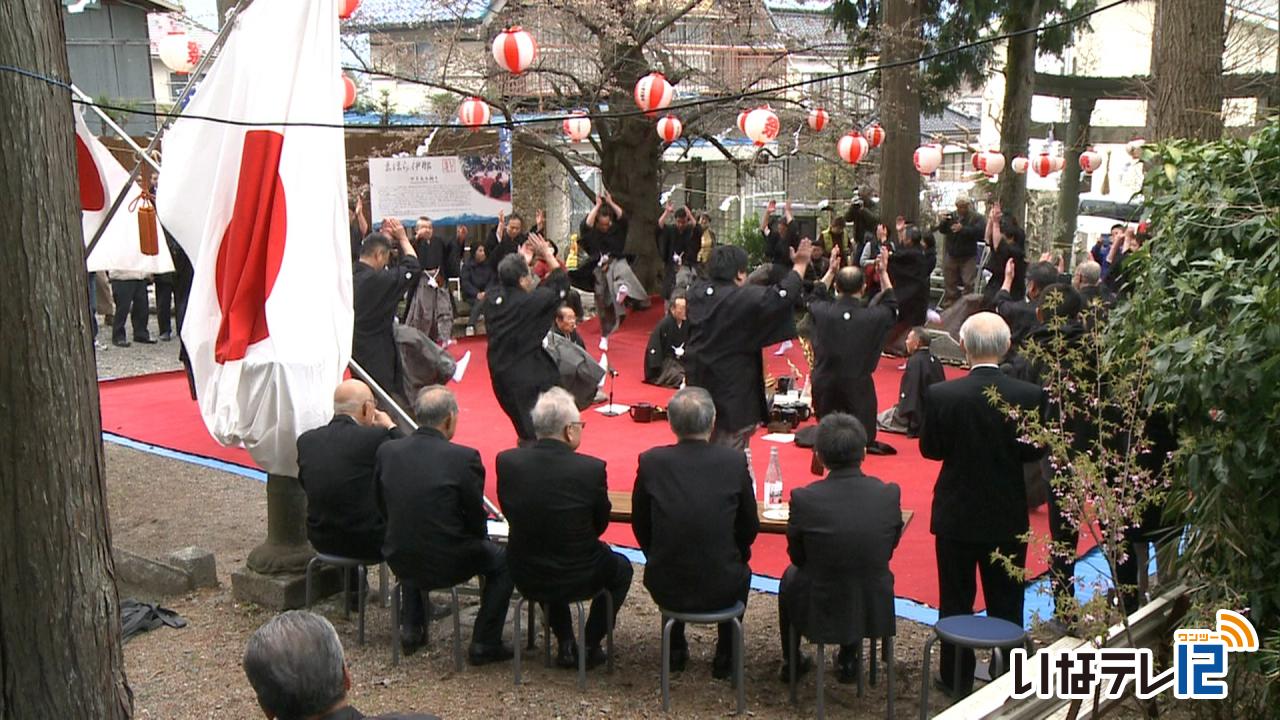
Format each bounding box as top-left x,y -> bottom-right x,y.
232,473 -> 338,610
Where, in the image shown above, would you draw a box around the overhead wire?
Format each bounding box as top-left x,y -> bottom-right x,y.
4,0 -> 1134,132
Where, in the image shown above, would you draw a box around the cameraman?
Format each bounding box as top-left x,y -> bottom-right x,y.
934,196 -> 985,309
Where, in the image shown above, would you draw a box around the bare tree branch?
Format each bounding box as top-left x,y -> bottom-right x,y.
514,132 -> 597,199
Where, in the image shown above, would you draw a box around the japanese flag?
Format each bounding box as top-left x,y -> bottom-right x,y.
75,110 -> 174,274
157,0 -> 351,476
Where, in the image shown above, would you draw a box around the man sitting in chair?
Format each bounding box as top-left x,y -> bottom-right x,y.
497,387 -> 633,670
632,387 -> 758,679
778,413 -> 903,684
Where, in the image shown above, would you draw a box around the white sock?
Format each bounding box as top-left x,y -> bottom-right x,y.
451,350 -> 472,383
615,284 -> 629,306
598,336 -> 609,351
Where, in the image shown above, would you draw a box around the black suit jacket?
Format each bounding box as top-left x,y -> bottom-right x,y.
920,367 -> 1046,543
353,256 -> 421,393
787,468 -> 902,641
496,440 -> 611,601
631,440 -> 758,612
297,415 -> 401,558
374,427 -> 489,588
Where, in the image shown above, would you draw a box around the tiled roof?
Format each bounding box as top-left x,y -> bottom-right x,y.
768,5 -> 847,56
920,107 -> 981,137
764,0 -> 835,11
343,0 -> 496,32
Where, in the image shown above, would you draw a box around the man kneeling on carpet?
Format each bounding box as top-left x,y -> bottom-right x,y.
877,327 -> 946,437
642,292 -> 690,388
375,386 -> 515,664
244,610 -> 439,720
632,387 -> 758,679
498,387 -> 632,670
778,413 -> 903,684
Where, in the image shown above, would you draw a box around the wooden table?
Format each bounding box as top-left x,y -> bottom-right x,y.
608,490 -> 913,535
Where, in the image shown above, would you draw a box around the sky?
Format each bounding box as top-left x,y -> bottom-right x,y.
181,0 -> 219,28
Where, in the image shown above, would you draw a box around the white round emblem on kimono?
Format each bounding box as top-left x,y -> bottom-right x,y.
649,348 -> 656,354
706,287 -> 714,295
779,289 -> 787,298
843,311 -> 851,320
495,296 -> 504,304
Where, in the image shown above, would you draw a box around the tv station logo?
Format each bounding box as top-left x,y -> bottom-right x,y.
1009,609 -> 1259,701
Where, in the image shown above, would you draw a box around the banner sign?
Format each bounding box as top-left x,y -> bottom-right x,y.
368,154 -> 513,225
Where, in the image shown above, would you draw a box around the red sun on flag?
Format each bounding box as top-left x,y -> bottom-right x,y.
75,136 -> 105,212
214,130 -> 288,364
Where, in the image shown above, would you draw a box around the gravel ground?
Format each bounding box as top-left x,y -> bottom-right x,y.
95,313 -> 185,380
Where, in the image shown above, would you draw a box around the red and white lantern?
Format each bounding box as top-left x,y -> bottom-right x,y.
1032,153 -> 1055,177
341,75 -> 357,110
971,152 -> 986,172
982,151 -> 1006,176
807,107 -> 829,132
1079,149 -> 1103,174
491,26 -> 537,75
457,97 -> 491,129
1051,155 -> 1066,172
837,132 -> 869,164
634,72 -> 674,116
864,123 -> 885,148
743,106 -> 780,146
339,0 -> 361,19
1011,155 -> 1029,174
158,32 -> 200,74
562,112 -> 591,142
913,144 -> 943,175
736,110 -> 749,134
656,114 -> 683,143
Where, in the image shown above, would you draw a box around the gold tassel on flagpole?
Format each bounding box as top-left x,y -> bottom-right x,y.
130,164 -> 159,256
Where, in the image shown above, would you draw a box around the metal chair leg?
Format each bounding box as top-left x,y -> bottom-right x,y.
856,639 -> 866,698
886,637 -> 896,720
789,624 -> 799,705
379,563 -> 389,608
390,583 -> 401,667
816,643 -> 825,720
513,596 -> 525,685
604,590 -> 615,673
919,635 -> 937,720
733,617 -> 745,715
450,587 -> 463,672
340,562 -> 350,620
575,600 -> 587,690
661,617 -> 674,712
542,605 -> 551,668
870,636 -> 878,687
526,598 -> 536,650
356,565 -> 368,646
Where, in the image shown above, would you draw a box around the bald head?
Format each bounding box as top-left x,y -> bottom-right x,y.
334,380 -> 374,416
959,312 -> 1011,365
835,266 -> 865,296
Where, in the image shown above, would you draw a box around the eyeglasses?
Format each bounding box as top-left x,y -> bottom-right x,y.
569,420 -> 586,430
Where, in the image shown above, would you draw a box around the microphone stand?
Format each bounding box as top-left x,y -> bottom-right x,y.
597,368 -> 627,417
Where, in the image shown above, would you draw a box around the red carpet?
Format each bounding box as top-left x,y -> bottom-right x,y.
99,302 -> 1085,609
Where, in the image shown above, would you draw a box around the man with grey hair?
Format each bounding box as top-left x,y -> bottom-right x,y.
935,196 -> 985,309
1072,259 -> 1113,329
497,387 -> 632,669
243,610 -> 439,719
919,312 -> 1046,697
297,380 -> 401,612
375,385 -> 514,664
778,413 -> 902,684
632,387 -> 758,678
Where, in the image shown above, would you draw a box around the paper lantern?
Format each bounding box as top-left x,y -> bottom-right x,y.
1126,138 -> 1145,159
656,114 -> 683,143
982,151 -> 1006,176
1051,155 -> 1066,172
743,107 -> 780,146
339,0 -> 360,19
1032,153 -> 1055,177
837,132 -> 869,164
1011,155 -> 1029,174
736,110 -> 749,134
1079,149 -> 1103,174
491,26 -> 537,75
913,144 -> 942,175
158,32 -> 200,74
457,97 -> 491,129
562,112 -> 591,141
864,123 -> 885,148
971,152 -> 986,172
341,75 -> 356,110
634,72 -> 674,115
807,108 -> 829,132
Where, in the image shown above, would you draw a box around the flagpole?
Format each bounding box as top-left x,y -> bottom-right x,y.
348,358 -> 505,521
72,85 -> 163,175
81,0 -> 255,262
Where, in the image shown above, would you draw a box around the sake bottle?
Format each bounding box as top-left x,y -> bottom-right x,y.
745,447 -> 759,501
764,447 -> 784,508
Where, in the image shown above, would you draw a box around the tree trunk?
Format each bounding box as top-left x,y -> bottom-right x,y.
599,114 -> 662,293
878,0 -> 921,226
0,2 -> 132,719
1147,0 -> 1227,141
996,0 -> 1042,226
1054,96 -> 1096,260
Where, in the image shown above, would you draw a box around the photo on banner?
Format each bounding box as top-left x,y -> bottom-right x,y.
368,154 -> 513,225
